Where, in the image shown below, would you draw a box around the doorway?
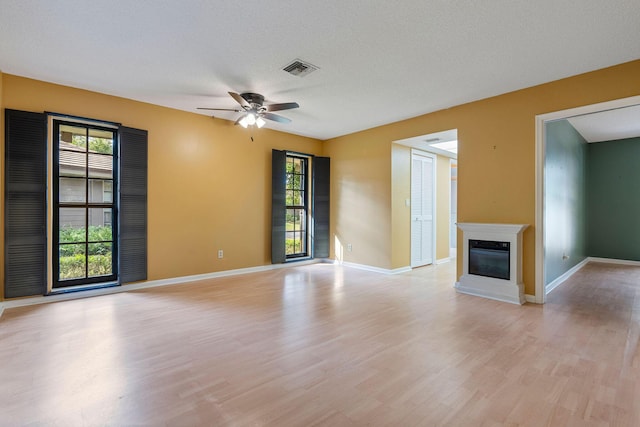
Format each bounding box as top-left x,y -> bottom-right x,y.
535,95 -> 640,303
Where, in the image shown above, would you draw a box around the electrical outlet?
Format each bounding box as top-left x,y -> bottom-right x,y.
218,249 -> 223,259
347,244 -> 352,252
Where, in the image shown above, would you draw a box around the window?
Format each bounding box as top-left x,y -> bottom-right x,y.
285,155 -> 310,258
53,121 -> 117,287
271,150 -> 330,263
4,109 -> 148,298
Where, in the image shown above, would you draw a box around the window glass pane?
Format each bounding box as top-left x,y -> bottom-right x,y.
59,150 -> 87,177
103,181 -> 113,203
88,153 -> 113,178
88,243 -> 112,277
59,244 -> 86,280
286,236 -> 295,255
88,179 -> 113,203
301,232 -> 307,253
59,178 -> 86,202
294,232 -> 302,253
88,129 -> 114,155
59,208 -> 85,243
88,208 -> 112,241
286,208 -> 296,231
59,125 -> 86,151
284,155 -> 308,258
296,209 -> 306,231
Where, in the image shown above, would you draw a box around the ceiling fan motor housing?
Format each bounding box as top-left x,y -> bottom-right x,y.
241,93 -> 265,107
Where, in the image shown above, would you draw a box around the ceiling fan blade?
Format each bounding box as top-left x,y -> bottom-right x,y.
266,102 -> 299,112
262,112 -> 291,124
197,107 -> 242,112
229,92 -> 250,108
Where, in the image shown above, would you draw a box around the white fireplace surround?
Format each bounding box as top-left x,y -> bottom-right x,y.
456,223 -> 528,305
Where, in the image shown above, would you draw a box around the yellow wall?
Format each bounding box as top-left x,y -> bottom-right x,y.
1,74 -> 322,300
3,59 -> 640,301
324,125 -> 392,268
325,59 -> 640,295
435,154 -> 451,261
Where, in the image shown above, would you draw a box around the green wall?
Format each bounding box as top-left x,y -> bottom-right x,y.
544,120 -> 588,285
587,137 -> 640,260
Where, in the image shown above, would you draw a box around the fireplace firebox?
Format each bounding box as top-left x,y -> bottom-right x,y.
468,240 -> 510,280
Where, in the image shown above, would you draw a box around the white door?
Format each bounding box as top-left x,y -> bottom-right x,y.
411,152 -> 435,267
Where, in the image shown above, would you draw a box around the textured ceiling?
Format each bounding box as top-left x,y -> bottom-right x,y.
1,0 -> 639,140
568,104 -> 640,143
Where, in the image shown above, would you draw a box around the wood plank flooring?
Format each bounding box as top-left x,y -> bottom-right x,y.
1,261 -> 639,426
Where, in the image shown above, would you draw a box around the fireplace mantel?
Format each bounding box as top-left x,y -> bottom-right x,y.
456,222 -> 528,304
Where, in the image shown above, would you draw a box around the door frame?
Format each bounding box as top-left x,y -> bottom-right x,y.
410,149 -> 436,268
534,94 -> 640,303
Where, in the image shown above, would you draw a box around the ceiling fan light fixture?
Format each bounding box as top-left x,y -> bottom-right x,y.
239,115 -> 249,128
246,113 -> 256,126
256,116 -> 266,128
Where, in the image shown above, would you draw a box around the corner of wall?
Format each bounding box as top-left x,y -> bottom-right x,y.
0,69 -> 4,301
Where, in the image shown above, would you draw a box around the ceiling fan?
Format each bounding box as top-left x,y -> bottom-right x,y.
198,92 -> 299,128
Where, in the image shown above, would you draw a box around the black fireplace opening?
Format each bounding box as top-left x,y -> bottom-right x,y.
468,239 -> 510,280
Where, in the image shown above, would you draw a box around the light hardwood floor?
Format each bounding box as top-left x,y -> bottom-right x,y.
1,261 -> 639,426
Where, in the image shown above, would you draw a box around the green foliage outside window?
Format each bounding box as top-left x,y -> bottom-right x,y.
71,135 -> 113,154
59,225 -> 113,279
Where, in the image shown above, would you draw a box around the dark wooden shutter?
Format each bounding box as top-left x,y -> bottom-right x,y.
4,109 -> 47,298
313,156 -> 330,258
119,126 -> 147,283
271,149 -> 286,263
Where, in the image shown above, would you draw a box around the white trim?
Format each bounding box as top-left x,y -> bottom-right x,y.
546,257 -> 589,294
436,257 -> 450,265
0,259 -> 327,315
339,261 -> 412,275
456,222 -> 528,305
454,281 -> 522,305
588,257 -> 640,266
535,95 -> 640,305
525,294 -> 537,304
534,113 -> 546,304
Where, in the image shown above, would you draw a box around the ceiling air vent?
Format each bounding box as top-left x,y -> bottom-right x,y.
282,59 -> 318,77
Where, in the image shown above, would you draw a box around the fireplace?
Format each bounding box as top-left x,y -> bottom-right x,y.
469,240 -> 510,280
456,223 -> 528,304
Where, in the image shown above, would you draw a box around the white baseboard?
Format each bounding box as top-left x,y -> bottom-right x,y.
435,257 -> 450,265
546,257 -> 590,294
588,257 -> 640,266
525,294 -> 536,304
338,261 -> 411,275
0,259 -> 327,316
454,281 -> 524,305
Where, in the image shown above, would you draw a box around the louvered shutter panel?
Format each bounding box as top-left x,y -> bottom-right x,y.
313,157 -> 330,258
4,109 -> 47,298
271,150 -> 286,263
119,126 -> 147,283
